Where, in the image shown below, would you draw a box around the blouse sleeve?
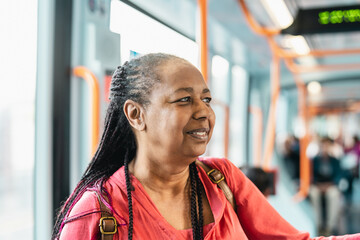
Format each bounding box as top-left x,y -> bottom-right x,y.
203,158 -> 360,240
59,191 -> 101,240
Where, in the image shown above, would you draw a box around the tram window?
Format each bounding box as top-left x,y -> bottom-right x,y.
211,55 -> 230,104
207,104 -> 226,157
110,0 -> 198,66
230,65 -> 248,166
205,55 -> 230,158
0,1 -> 37,239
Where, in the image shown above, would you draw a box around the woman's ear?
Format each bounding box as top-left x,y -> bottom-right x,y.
123,100 -> 145,131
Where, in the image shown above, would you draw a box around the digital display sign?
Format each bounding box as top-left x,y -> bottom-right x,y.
318,9 -> 360,25
281,5 -> 360,35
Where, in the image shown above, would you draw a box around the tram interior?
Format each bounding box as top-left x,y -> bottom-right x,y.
1,0 -> 360,239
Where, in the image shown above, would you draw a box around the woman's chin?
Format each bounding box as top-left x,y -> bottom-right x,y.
186,147 -> 207,159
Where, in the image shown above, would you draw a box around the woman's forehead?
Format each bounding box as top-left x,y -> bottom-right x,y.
157,60 -> 204,84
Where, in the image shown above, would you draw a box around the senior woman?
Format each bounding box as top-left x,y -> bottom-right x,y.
52,53 -> 360,240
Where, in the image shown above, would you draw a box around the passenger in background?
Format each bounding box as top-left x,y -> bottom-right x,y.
341,135 -> 360,204
330,137 -> 345,160
240,166 -> 271,197
283,135 -> 300,184
309,137 -> 343,237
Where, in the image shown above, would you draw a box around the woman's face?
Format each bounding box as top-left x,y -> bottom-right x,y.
142,60 -> 215,161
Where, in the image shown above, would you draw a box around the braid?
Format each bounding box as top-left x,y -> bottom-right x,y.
189,162 -> 204,240
124,154 -> 134,240
189,163 -> 199,239
194,164 -> 204,239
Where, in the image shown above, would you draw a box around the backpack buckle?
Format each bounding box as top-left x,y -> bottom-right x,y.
99,216 -> 117,234
207,169 -> 225,184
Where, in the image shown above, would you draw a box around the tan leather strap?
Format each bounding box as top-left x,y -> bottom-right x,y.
196,160 -> 236,211
94,192 -> 117,240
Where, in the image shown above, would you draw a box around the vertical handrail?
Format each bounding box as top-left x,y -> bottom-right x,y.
198,0 -> 208,83
73,66 -> 100,156
262,55 -> 280,170
198,0 -> 229,157
292,72 -> 311,200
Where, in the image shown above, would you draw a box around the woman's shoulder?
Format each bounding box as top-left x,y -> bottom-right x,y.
59,191 -> 101,239
197,157 -> 237,172
67,191 -> 100,218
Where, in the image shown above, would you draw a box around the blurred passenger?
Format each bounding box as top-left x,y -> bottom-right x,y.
307,134 -> 321,160
283,135 -> 300,183
309,137 -> 343,236
341,135 -> 360,203
52,53 -> 360,240
330,137 -> 344,160
240,166 -> 271,197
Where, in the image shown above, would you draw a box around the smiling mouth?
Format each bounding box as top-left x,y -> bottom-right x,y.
186,128 -> 209,141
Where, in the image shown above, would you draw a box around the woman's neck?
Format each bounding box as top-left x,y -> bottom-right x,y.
129,155 -> 192,197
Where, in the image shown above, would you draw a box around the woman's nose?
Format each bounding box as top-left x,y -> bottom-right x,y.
192,100 -> 212,120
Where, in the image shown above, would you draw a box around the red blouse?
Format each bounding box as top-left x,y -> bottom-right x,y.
59,157 -> 360,240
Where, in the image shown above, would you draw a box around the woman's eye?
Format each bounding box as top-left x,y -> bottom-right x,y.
202,97 -> 212,104
178,97 -> 191,102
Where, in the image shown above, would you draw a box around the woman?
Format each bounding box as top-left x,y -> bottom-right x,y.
53,53 -> 360,240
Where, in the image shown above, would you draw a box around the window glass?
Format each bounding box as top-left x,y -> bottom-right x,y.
210,55 -> 229,104
206,104 -> 226,157
0,1 -> 37,239
229,65 -> 248,166
110,0 -> 198,66
205,55 -> 230,157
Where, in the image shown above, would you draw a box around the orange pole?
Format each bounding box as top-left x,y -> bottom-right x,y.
285,58 -> 360,73
292,74 -> 311,200
237,0 -> 280,36
249,106 -> 263,167
268,37 -> 360,59
73,66 -> 100,156
198,0 -> 208,83
263,55 -> 280,170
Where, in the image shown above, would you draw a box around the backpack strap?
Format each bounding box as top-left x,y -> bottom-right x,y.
195,160 -> 236,211
94,191 -> 117,240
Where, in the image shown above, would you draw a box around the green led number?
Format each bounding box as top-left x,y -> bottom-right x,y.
318,11 -> 330,24
318,9 -> 360,24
